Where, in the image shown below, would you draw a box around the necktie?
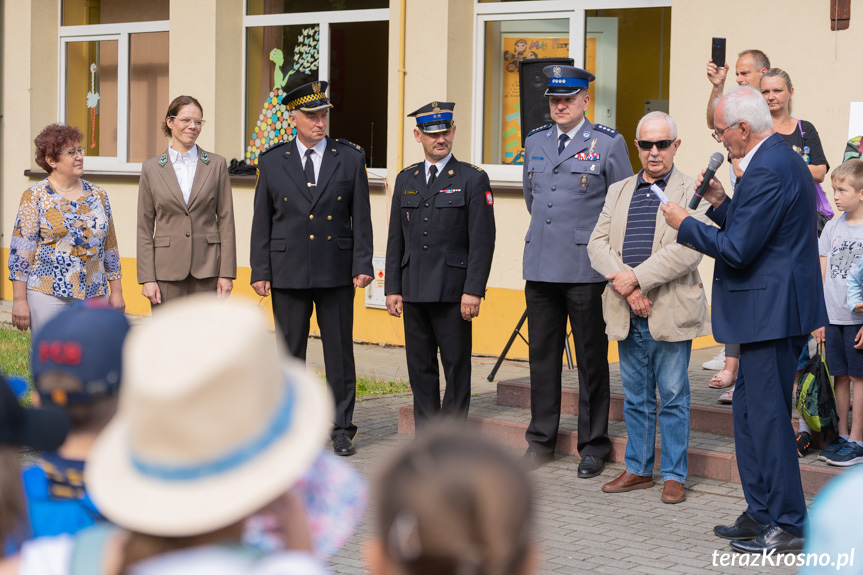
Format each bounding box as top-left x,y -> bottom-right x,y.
428,164 -> 438,188
558,133 -> 570,155
304,148 -> 316,187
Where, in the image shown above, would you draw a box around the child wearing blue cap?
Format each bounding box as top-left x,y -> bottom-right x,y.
20,300 -> 130,540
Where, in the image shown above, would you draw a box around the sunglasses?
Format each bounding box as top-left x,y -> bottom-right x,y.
635,139 -> 674,151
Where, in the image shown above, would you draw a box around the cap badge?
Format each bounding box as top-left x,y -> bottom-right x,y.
552,66 -> 562,78
312,82 -> 321,94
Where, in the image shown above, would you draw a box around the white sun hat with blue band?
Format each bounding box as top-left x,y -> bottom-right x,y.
86,294 -> 333,537
543,64 -> 595,97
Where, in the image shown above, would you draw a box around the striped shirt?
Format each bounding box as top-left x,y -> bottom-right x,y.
621,170 -> 672,268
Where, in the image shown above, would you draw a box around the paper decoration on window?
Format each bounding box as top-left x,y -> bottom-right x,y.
87,64 -> 100,149
246,27 -> 320,165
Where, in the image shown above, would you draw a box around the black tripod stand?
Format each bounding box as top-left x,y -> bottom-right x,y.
486,309 -> 574,381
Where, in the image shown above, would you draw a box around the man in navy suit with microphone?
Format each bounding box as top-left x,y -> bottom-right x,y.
662,86 -> 827,553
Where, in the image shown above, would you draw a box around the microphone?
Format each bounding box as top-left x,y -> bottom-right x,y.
689,152 -> 725,210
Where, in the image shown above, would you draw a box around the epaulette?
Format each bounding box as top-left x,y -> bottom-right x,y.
526,123 -> 554,138
334,138 -> 364,153
593,124 -> 620,137
400,161 -> 422,174
460,161 -> 484,172
260,140 -> 289,156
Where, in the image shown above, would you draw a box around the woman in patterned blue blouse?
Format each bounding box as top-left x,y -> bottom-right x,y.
8,124 -> 124,335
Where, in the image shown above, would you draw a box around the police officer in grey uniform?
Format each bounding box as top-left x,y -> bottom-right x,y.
521,65 -> 633,474
385,101 -> 496,430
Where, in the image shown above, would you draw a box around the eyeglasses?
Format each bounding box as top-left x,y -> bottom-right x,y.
169,116 -> 206,128
58,146 -> 86,158
712,122 -> 740,142
635,139 -> 674,151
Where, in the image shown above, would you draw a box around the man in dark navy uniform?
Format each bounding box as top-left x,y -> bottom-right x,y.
250,81 -> 373,456
385,101 -> 496,430
521,65 -> 633,474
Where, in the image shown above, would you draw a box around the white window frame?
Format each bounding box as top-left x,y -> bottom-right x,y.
243,8 -> 390,180
58,20 -> 170,173
473,0 -> 670,182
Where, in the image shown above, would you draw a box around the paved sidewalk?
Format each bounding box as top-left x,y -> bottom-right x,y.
0,301 -> 811,573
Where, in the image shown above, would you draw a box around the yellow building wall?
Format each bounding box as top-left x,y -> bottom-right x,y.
4,0 -> 742,368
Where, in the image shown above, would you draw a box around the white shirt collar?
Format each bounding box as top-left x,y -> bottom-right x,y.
425,153 -> 453,179
168,145 -> 198,163
295,137 -> 328,159
738,135 -> 770,173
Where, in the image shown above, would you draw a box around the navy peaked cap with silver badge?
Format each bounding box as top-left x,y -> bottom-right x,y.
408,101 -> 455,133
284,81 -> 334,112
543,65 -> 595,97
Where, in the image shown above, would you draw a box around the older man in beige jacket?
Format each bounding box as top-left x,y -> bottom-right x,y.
587,111 -> 711,504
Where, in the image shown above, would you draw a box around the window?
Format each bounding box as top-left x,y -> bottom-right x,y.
59,0 -> 169,171
244,6 -> 389,170
473,1 -> 670,181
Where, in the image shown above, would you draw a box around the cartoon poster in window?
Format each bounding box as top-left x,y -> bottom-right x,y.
500,36 -> 595,165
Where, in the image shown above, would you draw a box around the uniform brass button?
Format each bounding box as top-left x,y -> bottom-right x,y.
553,169 -> 559,175
309,214 -> 314,220
423,245 -> 428,250
424,203 -> 429,208
423,231 -> 428,236
548,203 -> 553,208
448,200 -> 453,204
546,219 -> 551,224
327,236 -> 332,240
337,196 -> 342,201
310,234 -> 315,240
185,232 -> 190,237
283,197 -> 288,202
424,217 -> 429,223
551,186 -> 556,191
327,215 -> 332,220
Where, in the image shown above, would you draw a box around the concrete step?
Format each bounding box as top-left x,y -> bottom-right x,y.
397,392 -> 842,496
498,379 -> 741,438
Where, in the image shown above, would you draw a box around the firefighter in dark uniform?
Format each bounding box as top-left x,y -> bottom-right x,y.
250,80 -> 373,456
521,65 -> 633,474
385,101 -> 496,430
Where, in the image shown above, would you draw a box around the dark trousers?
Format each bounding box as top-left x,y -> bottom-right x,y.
403,301 -> 472,431
155,275 -> 218,306
271,286 -> 357,439
524,280 -> 611,458
735,336 -> 808,537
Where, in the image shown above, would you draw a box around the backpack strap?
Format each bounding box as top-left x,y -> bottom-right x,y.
70,522 -> 116,575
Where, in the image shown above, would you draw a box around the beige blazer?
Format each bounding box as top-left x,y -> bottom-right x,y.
587,167 -> 712,342
137,148 -> 237,283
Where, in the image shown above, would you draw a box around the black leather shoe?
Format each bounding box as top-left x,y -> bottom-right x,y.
714,512 -> 768,540
577,455 -> 605,478
729,525 -> 804,554
333,434 -> 356,456
520,450 -> 553,471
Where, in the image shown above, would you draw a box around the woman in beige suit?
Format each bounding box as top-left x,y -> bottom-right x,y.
137,96 -> 237,305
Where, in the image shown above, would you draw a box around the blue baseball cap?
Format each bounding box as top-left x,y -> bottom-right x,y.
32,301 -> 131,407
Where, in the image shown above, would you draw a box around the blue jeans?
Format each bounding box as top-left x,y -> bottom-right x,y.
618,317 -> 691,483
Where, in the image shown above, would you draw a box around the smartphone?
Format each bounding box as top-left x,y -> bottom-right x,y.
711,37 -> 726,66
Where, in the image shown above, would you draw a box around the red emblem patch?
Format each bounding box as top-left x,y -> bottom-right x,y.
485,191 -> 494,206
